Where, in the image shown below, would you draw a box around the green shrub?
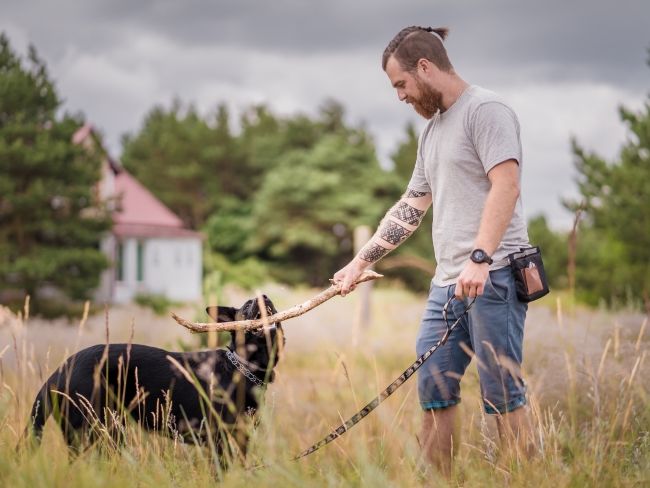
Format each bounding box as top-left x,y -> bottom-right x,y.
204,252 -> 271,291
4,296 -> 102,321
133,294 -> 180,316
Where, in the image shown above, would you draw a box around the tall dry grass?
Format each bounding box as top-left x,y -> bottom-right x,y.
0,285 -> 648,487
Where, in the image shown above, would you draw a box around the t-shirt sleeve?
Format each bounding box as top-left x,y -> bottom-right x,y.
468,102 -> 522,174
407,128 -> 432,193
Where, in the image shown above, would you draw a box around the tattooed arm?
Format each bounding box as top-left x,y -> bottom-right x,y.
333,188 -> 432,296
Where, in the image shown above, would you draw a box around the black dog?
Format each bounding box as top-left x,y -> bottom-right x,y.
21,296 -> 284,460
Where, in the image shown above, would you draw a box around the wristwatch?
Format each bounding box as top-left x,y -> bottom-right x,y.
470,249 -> 493,265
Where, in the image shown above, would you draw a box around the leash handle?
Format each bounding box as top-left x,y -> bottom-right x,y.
291,296 -> 476,460
441,296 -> 476,345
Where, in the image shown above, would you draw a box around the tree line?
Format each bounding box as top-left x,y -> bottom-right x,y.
120,97 -> 436,290
1,33 -> 649,314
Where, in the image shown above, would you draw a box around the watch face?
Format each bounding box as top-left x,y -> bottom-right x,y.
472,250 -> 485,261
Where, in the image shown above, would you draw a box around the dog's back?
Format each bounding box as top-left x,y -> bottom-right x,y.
22,344 -> 238,448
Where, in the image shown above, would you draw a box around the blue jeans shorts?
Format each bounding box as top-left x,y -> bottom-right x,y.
416,267 -> 528,414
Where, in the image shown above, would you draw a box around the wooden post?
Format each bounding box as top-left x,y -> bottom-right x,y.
354,226 -> 373,328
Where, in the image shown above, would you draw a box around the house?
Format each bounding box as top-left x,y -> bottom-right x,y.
73,125 -> 204,304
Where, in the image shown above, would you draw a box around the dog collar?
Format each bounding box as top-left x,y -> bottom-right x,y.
226,350 -> 266,388
226,347 -> 264,371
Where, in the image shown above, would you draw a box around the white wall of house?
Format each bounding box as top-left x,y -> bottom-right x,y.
102,236 -> 202,304
94,233 -> 116,303
142,238 -> 202,301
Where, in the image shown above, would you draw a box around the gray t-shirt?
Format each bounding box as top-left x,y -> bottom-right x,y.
408,85 -> 529,287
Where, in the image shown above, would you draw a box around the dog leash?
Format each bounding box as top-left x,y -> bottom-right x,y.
290,295 -> 476,461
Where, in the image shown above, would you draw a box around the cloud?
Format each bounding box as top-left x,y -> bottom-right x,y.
1,0 -> 649,228
6,0 -> 649,87
506,81 -> 644,228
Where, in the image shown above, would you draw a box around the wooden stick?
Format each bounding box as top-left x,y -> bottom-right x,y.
170,270 -> 383,334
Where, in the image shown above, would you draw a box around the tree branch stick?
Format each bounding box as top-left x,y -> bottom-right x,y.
170,270 -> 383,334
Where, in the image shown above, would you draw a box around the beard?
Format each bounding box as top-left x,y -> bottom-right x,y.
407,78 -> 443,119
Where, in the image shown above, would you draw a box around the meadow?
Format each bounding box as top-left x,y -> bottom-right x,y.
0,284 -> 648,487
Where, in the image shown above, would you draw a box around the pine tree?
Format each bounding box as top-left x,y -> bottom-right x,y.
121,101 -> 251,230
246,102 -> 402,286
571,48 -> 650,303
0,34 -> 111,306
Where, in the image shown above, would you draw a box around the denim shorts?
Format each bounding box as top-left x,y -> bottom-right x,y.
415,267 -> 528,414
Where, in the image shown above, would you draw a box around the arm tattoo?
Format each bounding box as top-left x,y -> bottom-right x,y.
379,220 -> 412,246
390,201 -> 425,226
404,189 -> 428,198
359,242 -> 390,263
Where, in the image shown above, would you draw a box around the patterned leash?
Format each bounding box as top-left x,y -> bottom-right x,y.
290,295 -> 476,461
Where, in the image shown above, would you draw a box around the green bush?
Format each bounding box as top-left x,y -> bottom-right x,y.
133,294 -> 181,316
204,252 -> 271,291
5,296 -> 102,321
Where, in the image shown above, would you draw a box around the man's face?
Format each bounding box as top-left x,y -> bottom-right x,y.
385,56 -> 442,119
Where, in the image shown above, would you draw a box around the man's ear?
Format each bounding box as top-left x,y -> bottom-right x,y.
418,58 -> 432,76
206,306 -> 238,323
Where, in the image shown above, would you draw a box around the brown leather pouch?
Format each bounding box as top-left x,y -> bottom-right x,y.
522,266 -> 544,294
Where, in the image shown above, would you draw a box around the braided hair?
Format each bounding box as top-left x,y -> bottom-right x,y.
382,26 -> 452,74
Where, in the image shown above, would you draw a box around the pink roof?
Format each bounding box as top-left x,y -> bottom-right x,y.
113,171 -> 185,228
72,124 -> 93,145
73,123 -> 202,239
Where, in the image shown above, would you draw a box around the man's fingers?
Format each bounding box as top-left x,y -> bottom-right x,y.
336,266 -> 364,297
340,276 -> 353,297
346,278 -> 358,293
477,283 -> 485,296
455,284 -> 465,299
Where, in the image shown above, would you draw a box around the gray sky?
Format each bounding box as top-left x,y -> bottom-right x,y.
3,0 -> 649,228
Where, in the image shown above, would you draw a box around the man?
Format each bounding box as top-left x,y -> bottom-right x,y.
333,26 -> 534,475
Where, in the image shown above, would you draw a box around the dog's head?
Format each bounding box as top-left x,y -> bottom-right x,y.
206,295 -> 285,365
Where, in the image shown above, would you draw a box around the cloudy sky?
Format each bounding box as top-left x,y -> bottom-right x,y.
3,0 -> 649,228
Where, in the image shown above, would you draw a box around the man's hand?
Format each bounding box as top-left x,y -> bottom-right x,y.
455,261 -> 489,299
333,259 -> 368,297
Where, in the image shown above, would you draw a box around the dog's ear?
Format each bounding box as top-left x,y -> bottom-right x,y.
206,306 -> 238,323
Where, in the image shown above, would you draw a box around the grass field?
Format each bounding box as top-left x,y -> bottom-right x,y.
0,285 -> 648,487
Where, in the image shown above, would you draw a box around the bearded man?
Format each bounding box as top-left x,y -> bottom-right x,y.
333,26 -> 535,475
